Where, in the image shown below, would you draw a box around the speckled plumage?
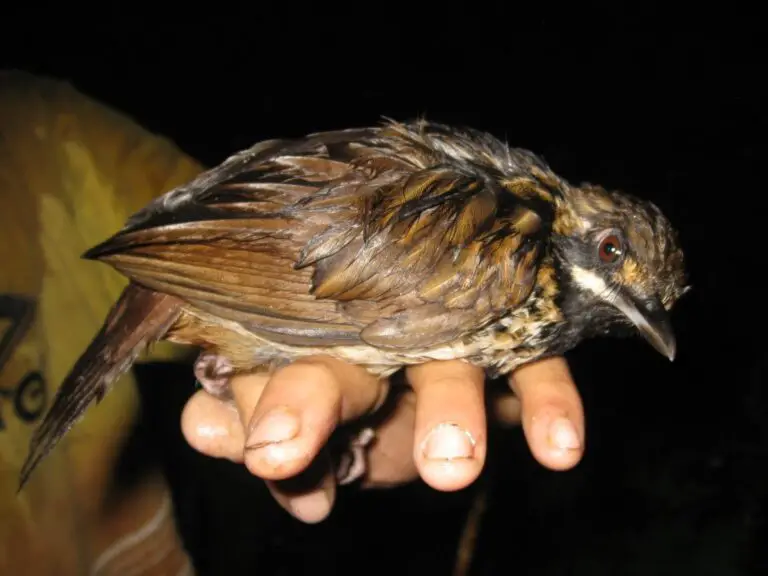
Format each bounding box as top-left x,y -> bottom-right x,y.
19,119 -> 689,489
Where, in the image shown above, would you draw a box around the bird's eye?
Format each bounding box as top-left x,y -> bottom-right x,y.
598,234 -> 624,263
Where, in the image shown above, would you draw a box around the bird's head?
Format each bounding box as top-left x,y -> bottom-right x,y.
551,184 -> 690,360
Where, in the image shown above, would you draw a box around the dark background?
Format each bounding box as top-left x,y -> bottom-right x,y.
2,4 -> 765,575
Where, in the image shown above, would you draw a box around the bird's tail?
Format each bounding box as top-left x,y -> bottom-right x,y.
18,282 -> 183,491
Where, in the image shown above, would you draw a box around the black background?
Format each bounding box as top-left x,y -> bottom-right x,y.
2,3 -> 765,574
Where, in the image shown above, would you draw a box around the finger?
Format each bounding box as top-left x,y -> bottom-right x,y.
264,450 -> 337,524
360,389 -> 420,489
234,356 -> 387,481
180,368 -> 352,524
180,360 -> 379,524
180,388 -> 247,462
406,361 -> 487,491
508,356 -> 585,471
182,375 -> 340,524
488,388 -> 522,427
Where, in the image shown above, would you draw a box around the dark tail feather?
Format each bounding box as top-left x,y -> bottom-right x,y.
18,282 -> 183,491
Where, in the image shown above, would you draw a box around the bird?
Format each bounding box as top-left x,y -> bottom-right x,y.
18,118 -> 689,490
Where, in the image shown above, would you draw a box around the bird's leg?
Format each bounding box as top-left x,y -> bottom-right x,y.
335,427 -> 376,485
194,352 -> 234,398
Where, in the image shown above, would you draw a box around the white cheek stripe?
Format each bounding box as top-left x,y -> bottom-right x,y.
570,265 -> 610,299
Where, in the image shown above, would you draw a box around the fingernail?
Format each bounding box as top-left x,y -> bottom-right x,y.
288,488 -> 333,524
548,417 -> 581,450
421,422 -> 475,461
246,407 -> 300,450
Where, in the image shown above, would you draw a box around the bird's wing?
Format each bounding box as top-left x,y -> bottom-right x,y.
85,121 -> 561,350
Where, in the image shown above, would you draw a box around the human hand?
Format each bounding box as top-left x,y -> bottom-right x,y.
181,356 -> 584,523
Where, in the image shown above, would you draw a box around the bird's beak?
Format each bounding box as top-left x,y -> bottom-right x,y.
613,293 -> 677,361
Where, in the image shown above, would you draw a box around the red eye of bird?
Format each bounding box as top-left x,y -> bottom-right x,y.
598,234 -> 623,263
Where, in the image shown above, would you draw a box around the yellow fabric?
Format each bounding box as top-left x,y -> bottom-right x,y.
0,70 -> 203,574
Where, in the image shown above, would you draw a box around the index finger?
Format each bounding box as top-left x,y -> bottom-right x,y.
234,356 -> 387,480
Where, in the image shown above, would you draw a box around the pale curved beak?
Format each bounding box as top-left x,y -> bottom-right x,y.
613,293 -> 677,361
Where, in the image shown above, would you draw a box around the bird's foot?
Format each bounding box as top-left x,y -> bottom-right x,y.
335,427 -> 376,485
194,352 -> 234,398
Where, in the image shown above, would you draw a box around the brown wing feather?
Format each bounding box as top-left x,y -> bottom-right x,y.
84,120 -> 562,351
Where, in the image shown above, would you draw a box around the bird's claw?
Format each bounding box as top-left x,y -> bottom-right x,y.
336,427 -> 376,485
194,352 -> 234,398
